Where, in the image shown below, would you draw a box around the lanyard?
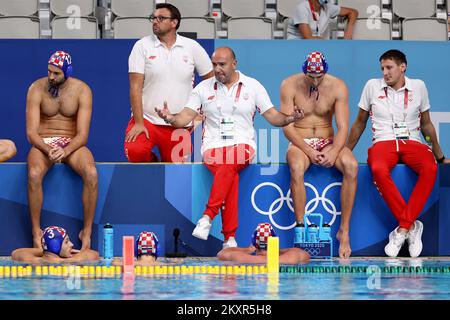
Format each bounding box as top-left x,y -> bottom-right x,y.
308,0 -> 319,21
384,87 -> 409,122
214,81 -> 242,115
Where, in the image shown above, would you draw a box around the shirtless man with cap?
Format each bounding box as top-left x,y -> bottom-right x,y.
280,51 -> 358,259
26,51 -> 97,250
12,226 -> 99,263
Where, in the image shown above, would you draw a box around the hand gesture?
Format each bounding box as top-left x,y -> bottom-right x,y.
155,101 -> 175,125
305,148 -> 324,165
286,106 -> 305,124
125,122 -> 149,142
48,147 -> 66,163
318,148 -> 338,168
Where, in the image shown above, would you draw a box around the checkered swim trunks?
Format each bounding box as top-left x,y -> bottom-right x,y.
304,137 -> 333,151
43,137 -> 72,148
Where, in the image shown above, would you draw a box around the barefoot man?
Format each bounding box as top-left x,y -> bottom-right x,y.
26,51 -> 97,250
280,51 -> 358,259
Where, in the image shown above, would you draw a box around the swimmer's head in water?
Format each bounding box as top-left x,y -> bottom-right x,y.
252,223 -> 276,251
47,51 -> 72,97
136,231 -> 159,259
42,226 -> 73,257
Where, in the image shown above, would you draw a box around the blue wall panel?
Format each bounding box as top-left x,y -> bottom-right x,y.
1,40 -> 449,163
0,163 -> 446,257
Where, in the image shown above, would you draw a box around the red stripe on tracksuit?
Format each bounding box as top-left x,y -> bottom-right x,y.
203,144 -> 255,240
367,140 -> 437,229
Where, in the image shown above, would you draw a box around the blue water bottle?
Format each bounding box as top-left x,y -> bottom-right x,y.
103,223 -> 114,259
307,224 -> 319,243
294,223 -> 306,243
321,223 -> 332,241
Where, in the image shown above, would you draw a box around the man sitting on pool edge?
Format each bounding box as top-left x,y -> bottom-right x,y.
12,226 -> 98,263
217,223 -> 310,264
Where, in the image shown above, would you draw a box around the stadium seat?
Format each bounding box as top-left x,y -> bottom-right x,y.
352,18 -> 391,39
222,0 -> 266,18
0,0 -> 38,16
227,17 -> 273,39
0,16 -> 40,38
392,0 -> 436,19
51,16 -> 99,39
113,17 -> 153,38
167,0 -> 211,17
178,17 -> 216,39
277,0 -> 301,20
338,0 -> 383,19
111,0 -> 154,17
402,18 -> 448,40
50,0 -> 95,17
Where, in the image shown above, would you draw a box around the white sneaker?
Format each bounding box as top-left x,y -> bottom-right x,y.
223,237 -> 237,249
407,220 -> 424,258
192,215 -> 212,240
384,227 -> 407,257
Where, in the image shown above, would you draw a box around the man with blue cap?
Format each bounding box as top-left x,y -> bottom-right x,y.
25,51 -> 98,251
280,51 -> 358,259
12,226 -> 99,263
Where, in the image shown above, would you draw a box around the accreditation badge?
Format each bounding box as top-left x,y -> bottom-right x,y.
220,117 -> 235,140
393,121 -> 410,139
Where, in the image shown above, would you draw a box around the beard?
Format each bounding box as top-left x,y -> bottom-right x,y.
48,78 -> 66,97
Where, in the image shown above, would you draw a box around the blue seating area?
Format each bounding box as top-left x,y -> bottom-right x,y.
1,163 -> 448,257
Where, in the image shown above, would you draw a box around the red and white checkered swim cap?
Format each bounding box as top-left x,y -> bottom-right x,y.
252,223 -> 276,250
136,231 -> 159,258
48,51 -> 72,78
303,51 -> 328,74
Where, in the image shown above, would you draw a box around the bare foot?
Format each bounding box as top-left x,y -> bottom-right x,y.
79,229 -> 92,250
337,229 -> 352,259
32,229 -> 43,249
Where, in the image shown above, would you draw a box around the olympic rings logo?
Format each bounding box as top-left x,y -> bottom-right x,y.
303,248 -> 321,256
250,182 -> 342,230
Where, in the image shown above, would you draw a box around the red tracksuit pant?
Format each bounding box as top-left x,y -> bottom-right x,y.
203,144 -> 255,240
367,140 -> 437,229
124,118 -> 192,162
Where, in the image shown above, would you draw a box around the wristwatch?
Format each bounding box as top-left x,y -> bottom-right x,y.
437,155 -> 445,163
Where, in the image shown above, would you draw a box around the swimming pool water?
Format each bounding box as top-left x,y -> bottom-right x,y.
1,257 -> 449,300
